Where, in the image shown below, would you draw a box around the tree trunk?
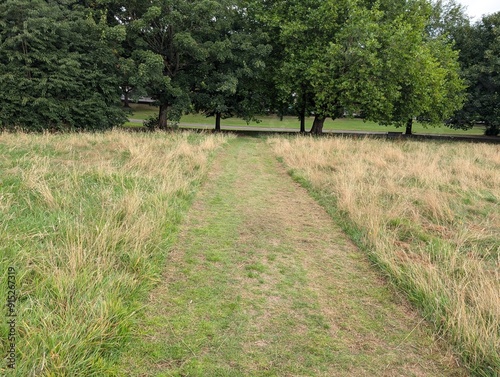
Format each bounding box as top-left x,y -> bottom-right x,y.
123,90 -> 131,108
300,92 -> 306,133
310,115 -> 326,135
300,112 -> 306,133
215,112 -> 221,132
405,118 -> 413,135
159,104 -> 168,130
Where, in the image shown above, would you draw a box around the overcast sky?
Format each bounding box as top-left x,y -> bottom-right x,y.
456,0 -> 500,20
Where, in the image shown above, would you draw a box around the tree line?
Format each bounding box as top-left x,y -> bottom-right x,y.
0,0 -> 498,135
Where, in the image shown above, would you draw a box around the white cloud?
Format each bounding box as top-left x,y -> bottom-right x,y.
457,0 -> 500,20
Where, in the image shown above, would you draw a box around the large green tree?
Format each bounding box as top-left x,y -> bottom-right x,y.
450,12 -> 500,136
189,1 -> 272,131
327,0 -> 466,135
100,0 -> 160,108
126,2 -> 187,129
307,2 -> 388,134
260,0 -> 465,135
127,0 -> 272,130
366,0 -> 466,134
0,0 -> 127,131
259,0 -> 353,134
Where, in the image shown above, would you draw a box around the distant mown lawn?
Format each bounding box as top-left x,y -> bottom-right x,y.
124,103 -> 486,135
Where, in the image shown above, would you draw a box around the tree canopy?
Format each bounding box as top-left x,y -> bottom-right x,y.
188,0 -> 272,131
449,11 -> 500,136
2,0 -> 494,134
368,1 -> 466,134
0,0 -> 127,131
253,0 -> 466,134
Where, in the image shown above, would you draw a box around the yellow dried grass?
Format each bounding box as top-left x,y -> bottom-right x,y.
0,129 -> 233,375
270,135 -> 499,374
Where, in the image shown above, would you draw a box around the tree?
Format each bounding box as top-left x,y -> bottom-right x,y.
258,0 -> 465,135
449,12 -> 500,136
260,0 -> 360,135
338,0 -> 465,135
0,0 -> 127,131
188,1 -> 272,131
99,0 -> 160,108
307,2 -> 387,134
125,1 -> 217,129
428,0 -> 470,38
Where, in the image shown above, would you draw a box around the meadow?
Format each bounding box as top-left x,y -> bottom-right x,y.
1,129 -> 497,376
269,136 -> 499,376
0,130 -> 230,376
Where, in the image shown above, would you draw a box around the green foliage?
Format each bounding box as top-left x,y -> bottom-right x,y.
427,0 -> 470,38
123,0 -> 272,130
256,0 -> 466,134
124,0 -> 214,129
261,0 -> 353,126
345,0 -> 466,133
450,12 -> 500,136
190,0 -> 272,129
0,0 -> 127,131
0,0 -> 471,134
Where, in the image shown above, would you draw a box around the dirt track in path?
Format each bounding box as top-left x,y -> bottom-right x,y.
121,137 -> 466,376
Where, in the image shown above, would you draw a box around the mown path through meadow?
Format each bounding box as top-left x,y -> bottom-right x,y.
121,137 -> 466,376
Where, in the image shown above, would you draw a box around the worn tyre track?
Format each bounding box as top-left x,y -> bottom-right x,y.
121,137 -> 466,376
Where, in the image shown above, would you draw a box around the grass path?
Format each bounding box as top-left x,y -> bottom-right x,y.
121,137 -> 466,376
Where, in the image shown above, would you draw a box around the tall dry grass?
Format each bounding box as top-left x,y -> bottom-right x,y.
270,136 -> 499,376
0,130 -> 231,376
